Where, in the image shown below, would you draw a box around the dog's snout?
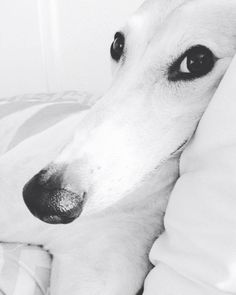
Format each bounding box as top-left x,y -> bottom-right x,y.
23,165 -> 85,224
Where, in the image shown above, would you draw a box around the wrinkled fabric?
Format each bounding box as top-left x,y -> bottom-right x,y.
0,244 -> 51,295
0,91 -> 96,295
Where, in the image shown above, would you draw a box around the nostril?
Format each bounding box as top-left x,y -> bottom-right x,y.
23,167 -> 86,224
36,165 -> 65,190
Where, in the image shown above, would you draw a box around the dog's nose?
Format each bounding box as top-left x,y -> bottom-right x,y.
23,165 -> 86,224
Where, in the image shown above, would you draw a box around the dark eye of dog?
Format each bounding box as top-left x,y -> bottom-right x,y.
168,45 -> 216,81
110,32 -> 125,62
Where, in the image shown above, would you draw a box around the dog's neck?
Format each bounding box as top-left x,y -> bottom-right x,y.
47,156 -> 180,295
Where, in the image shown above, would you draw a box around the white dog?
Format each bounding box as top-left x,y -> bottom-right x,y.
1,0 -> 236,294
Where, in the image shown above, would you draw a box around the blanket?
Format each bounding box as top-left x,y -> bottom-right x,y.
0,91 -> 96,295
0,244 -> 51,295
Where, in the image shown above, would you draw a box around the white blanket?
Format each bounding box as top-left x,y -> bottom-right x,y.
0,91 -> 96,295
144,55 -> 236,294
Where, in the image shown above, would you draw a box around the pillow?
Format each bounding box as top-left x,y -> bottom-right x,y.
143,55 -> 236,294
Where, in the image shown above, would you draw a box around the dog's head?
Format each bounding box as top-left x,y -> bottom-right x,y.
23,0 -> 236,224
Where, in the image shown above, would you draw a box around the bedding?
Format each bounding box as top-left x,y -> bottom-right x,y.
2,55 -> 236,294
0,91 -> 97,295
143,55 -> 236,294
0,244 -> 51,295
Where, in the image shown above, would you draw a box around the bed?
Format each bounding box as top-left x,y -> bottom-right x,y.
0,90 -> 97,295
1,54 -> 236,294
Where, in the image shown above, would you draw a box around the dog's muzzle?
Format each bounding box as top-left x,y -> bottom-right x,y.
23,166 -> 85,224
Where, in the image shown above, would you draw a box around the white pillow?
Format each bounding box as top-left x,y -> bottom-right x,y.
144,55 -> 236,294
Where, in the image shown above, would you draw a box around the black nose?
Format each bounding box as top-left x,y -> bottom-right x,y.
23,165 -> 85,224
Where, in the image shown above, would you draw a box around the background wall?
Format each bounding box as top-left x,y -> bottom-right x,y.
0,0 -> 143,98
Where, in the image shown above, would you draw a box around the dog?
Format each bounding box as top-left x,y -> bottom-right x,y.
1,0 -> 236,294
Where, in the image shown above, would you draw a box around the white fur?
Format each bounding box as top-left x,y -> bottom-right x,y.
1,0 -> 236,294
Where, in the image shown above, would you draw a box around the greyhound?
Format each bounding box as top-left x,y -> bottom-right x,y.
1,0 -> 236,294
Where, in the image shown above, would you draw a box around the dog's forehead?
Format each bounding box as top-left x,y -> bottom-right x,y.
125,0 -> 236,54
138,0 -> 186,16
122,0 -> 188,52
167,0 -> 236,54
134,0 -> 236,22
126,0 -> 187,31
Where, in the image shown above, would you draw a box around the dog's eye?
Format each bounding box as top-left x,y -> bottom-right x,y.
110,32 -> 125,62
168,45 -> 216,81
